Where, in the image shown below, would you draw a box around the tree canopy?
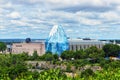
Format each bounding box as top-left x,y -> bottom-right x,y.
103,44 -> 120,57
0,42 -> 6,53
61,51 -> 74,60
85,46 -> 105,59
0,54 -> 27,79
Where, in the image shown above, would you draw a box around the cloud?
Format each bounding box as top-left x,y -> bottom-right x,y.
11,20 -> 25,26
5,2 -> 12,8
7,11 -> 21,19
6,0 -> 118,13
100,11 -> 119,20
45,0 -> 116,12
116,6 -> 120,11
66,29 -> 73,32
21,32 -> 27,34
0,26 -> 5,30
0,0 -> 5,4
0,0 -> 120,39
80,18 -> 102,26
0,8 -> 4,14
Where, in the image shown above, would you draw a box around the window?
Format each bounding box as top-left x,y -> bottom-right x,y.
72,45 -> 74,51
76,45 -> 78,51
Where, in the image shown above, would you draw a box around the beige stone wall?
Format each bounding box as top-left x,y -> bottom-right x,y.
12,43 -> 45,56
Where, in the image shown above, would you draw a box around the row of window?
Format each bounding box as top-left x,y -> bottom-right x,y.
12,48 -> 39,53
70,44 -> 103,51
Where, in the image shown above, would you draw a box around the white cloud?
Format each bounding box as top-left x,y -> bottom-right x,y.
79,18 -> 102,26
75,11 -> 96,19
21,32 -> 27,34
13,0 -> 120,6
10,19 -> 35,28
0,26 -> 4,29
106,0 -> 120,4
29,0 -> 43,3
66,29 -> 73,32
5,2 -> 12,8
0,2 -> 13,9
0,8 -> 4,14
100,11 -> 120,21
8,0 -> 114,12
0,26 -> 6,30
11,20 -> 25,26
0,0 -> 5,4
46,0 -> 105,6
7,11 -> 21,19
0,0 -> 120,39
116,6 -> 120,11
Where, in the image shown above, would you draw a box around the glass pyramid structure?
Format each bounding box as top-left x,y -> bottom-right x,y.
45,25 -> 69,55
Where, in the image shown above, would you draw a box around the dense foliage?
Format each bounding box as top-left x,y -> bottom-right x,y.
61,44 -> 120,60
0,54 -> 27,79
61,46 -> 105,61
0,44 -> 120,79
1,60 -> 120,80
103,44 -> 120,57
39,53 -> 59,61
0,42 -> 6,53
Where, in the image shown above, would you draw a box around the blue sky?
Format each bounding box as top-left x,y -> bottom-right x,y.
0,0 -> 120,39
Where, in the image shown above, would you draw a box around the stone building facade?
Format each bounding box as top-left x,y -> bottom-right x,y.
10,39 -> 107,55
12,42 -> 45,56
69,39 -> 105,51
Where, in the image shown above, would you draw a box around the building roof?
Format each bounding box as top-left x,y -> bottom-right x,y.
68,39 -> 106,45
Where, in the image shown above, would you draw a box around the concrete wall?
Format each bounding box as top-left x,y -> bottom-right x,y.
12,43 -> 45,56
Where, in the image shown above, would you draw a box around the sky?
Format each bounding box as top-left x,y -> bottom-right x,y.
0,0 -> 120,39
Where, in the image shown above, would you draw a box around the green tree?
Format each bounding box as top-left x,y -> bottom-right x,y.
0,54 -> 27,79
31,51 -> 39,60
18,52 -> 29,60
103,44 -> 120,57
40,69 -> 67,80
74,50 -> 87,59
61,51 -> 74,60
44,53 -> 54,61
81,68 -> 94,78
85,46 -> 105,59
39,53 -> 55,61
33,50 -> 38,57
0,42 -> 6,53
53,54 -> 59,60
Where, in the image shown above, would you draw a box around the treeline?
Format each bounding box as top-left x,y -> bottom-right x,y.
61,44 -> 120,60
0,51 -> 120,79
0,41 -> 120,61
24,44 -> 120,61
0,43 -> 120,79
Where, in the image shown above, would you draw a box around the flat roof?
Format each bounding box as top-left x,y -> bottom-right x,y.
68,39 -> 106,45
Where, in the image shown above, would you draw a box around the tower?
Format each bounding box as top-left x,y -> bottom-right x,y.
45,25 -> 69,55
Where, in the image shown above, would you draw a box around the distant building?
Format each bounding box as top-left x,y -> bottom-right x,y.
4,38 -> 108,55
6,44 -> 12,53
12,42 -> 45,56
69,39 -> 106,51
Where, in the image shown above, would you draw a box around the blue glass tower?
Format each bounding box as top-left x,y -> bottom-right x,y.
45,25 -> 69,55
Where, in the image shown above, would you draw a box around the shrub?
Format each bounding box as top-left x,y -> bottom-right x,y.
39,53 -> 56,61
61,51 -> 74,60
81,68 -> 94,78
66,65 -> 72,72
